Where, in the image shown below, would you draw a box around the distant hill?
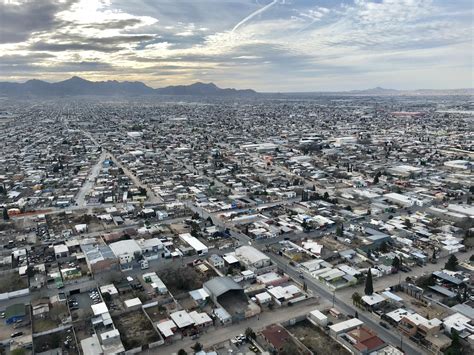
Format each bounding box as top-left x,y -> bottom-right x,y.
0,76 -> 257,97
0,77 -> 471,97
281,87 -> 474,96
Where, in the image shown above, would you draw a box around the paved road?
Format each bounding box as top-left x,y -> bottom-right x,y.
75,150 -> 107,207
148,298 -> 325,355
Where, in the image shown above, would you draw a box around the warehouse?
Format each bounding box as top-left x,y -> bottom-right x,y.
179,233 -> 208,255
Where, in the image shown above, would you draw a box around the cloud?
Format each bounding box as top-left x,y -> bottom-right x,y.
0,0 -> 472,90
0,0 -> 78,43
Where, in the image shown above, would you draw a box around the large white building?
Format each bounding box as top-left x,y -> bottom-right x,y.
179,233 -> 208,255
109,239 -> 142,264
234,246 -> 271,269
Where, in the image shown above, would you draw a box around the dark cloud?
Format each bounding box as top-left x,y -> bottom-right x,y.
81,18 -> 143,30
30,34 -> 155,52
30,42 -> 121,52
0,53 -> 55,65
0,0 -> 77,44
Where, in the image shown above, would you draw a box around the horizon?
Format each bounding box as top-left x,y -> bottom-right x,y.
1,75 -> 473,93
1,0 -> 473,91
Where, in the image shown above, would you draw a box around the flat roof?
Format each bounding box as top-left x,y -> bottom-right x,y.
329,318 -> 364,333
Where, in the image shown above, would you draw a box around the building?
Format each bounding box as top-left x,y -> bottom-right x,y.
53,244 -> 69,259
203,276 -> 245,305
109,239 -> 142,264
343,326 -> 386,354
234,246 -> 271,270
208,254 -> 224,269
179,233 -> 208,255
81,241 -> 118,274
261,324 -> 291,352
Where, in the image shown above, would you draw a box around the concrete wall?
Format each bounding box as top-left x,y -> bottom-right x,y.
0,287 -> 29,300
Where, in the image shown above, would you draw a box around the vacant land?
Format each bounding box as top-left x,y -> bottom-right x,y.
113,311 -> 161,350
0,272 -> 28,293
287,319 -> 350,355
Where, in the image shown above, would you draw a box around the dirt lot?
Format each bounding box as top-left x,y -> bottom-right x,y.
287,319 -> 350,355
112,310 -> 161,350
33,303 -> 69,333
0,272 -> 28,293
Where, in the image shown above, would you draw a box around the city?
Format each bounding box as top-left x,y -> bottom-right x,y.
1,0 -> 473,354
0,94 -> 472,355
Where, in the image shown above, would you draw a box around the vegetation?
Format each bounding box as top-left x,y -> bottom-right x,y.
445,255 -> 459,271
192,342 -> 203,352
391,256 -> 401,270
245,327 -> 256,340
351,292 -> 362,307
364,269 -> 374,296
2,207 -> 9,220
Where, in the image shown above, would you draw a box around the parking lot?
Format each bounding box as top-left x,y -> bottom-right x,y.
69,288 -> 100,321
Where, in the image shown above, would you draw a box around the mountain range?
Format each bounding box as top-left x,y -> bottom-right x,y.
0,76 -> 257,97
0,76 -> 471,97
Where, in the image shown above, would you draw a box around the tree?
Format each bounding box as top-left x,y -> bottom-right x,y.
2,207 -> 8,220
444,329 -> 462,355
392,256 -> 401,270
192,342 -> 203,353
352,292 -> 362,306
403,219 -> 412,229
245,327 -> 256,340
365,269 -> 374,295
336,223 -> 344,238
178,350 -> 188,355
379,241 -> 389,253
445,254 -> 459,271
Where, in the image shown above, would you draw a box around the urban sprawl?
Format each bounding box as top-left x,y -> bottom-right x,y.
0,95 -> 473,355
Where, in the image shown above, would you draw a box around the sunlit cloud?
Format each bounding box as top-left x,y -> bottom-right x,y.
0,0 -> 472,90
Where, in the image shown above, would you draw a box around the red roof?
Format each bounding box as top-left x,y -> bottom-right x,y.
262,324 -> 290,350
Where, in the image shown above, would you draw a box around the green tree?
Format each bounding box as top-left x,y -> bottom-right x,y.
352,292 -> 362,306
445,255 -> 459,271
392,256 -> 401,270
192,342 -> 203,353
2,207 -> 9,221
365,269 -> 374,296
245,327 -> 256,340
403,219 -> 412,229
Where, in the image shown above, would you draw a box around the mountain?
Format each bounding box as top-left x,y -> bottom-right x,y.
0,77 -> 257,97
274,87 -> 474,97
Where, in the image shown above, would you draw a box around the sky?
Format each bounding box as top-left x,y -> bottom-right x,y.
0,0 -> 473,91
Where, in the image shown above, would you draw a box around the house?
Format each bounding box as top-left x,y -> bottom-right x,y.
208,254 -> 224,269
261,324 -> 291,352
53,244 -> 69,259
342,326 -> 386,354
